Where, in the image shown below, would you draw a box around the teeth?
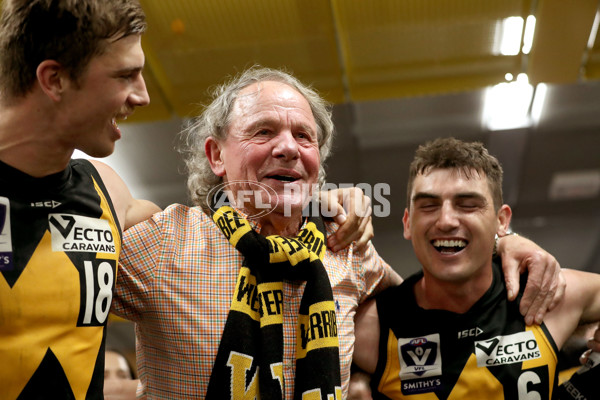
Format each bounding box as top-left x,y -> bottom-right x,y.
433,239 -> 466,248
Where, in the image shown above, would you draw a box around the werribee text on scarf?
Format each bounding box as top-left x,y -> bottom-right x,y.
206,205 -> 342,400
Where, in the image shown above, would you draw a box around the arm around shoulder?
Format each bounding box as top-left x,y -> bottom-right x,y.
356,240 -> 403,299
354,298 -> 380,374
544,268 -> 600,349
89,160 -> 161,230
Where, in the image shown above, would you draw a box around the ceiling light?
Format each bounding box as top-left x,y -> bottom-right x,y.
588,10 -> 600,49
494,17 -> 524,56
530,83 -> 548,125
522,15 -> 536,54
482,73 -> 533,131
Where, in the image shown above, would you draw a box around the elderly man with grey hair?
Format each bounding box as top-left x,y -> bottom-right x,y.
111,66 -> 564,399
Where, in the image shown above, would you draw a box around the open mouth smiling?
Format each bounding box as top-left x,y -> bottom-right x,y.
432,239 -> 467,254
267,175 -> 299,183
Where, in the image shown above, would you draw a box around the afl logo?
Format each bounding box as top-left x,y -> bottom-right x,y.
207,181 -> 279,218
410,338 -> 428,346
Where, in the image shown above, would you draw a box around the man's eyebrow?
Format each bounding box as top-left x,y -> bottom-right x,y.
412,192 -> 487,202
455,192 -> 487,202
114,66 -> 144,75
412,192 -> 439,202
247,118 -> 317,136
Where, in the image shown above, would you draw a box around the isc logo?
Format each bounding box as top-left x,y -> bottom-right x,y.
458,327 -> 483,339
31,200 -> 62,208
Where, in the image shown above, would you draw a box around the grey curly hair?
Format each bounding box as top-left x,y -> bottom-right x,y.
180,66 -> 335,211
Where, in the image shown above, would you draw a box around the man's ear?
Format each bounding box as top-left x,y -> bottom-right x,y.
402,208 -> 412,240
205,137 -> 226,177
36,60 -> 66,102
496,204 -> 513,236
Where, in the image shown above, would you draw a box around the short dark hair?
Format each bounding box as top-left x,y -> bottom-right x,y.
407,137 -> 504,210
0,0 -> 146,101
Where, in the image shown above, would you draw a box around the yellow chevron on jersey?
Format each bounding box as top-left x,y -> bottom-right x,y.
522,325 -> 558,398
0,159 -> 122,400
0,232 -> 104,399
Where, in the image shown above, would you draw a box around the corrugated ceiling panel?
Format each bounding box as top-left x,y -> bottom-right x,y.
528,0 -> 598,85
332,0 -> 531,101
139,0 -> 344,118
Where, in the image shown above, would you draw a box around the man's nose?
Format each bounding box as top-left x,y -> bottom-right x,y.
272,130 -> 299,160
129,73 -> 150,107
436,202 -> 460,231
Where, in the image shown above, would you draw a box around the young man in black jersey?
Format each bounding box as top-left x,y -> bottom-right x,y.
354,137 -> 600,399
0,1 -> 159,398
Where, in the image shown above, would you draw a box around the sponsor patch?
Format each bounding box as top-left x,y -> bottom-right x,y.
398,334 -> 442,395
49,214 -> 116,254
475,331 -> 541,367
0,197 -> 13,271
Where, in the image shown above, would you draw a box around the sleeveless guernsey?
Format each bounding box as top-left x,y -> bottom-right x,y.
0,159 -> 121,399
372,262 -> 559,400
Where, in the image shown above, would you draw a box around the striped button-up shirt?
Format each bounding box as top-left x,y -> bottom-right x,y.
112,204 -> 398,399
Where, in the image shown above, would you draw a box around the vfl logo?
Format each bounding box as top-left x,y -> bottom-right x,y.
401,338 -> 437,375
49,214 -> 116,254
0,198 -> 13,270
475,331 -> 541,367
398,334 -> 442,379
0,203 -> 6,233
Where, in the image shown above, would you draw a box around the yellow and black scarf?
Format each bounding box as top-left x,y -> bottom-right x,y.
206,205 -> 341,399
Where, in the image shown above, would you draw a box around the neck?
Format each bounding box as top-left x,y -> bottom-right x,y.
414,266 -> 493,313
255,210 -> 303,238
0,93 -> 72,177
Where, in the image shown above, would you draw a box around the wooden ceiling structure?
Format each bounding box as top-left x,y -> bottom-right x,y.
127,0 -> 600,122
1,0 -> 597,121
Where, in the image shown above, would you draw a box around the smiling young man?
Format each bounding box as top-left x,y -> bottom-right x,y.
0,1 -> 160,399
353,137 -> 600,399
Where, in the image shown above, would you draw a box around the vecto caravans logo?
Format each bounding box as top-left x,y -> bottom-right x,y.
475,331 -> 541,367
48,214 -> 116,253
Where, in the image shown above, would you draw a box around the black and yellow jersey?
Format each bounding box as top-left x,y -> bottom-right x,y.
0,159 -> 121,400
372,261 -> 559,400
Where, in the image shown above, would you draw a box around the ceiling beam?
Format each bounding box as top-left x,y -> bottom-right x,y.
528,0 -> 599,84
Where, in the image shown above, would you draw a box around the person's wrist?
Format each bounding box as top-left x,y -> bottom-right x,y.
493,229 -> 518,256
